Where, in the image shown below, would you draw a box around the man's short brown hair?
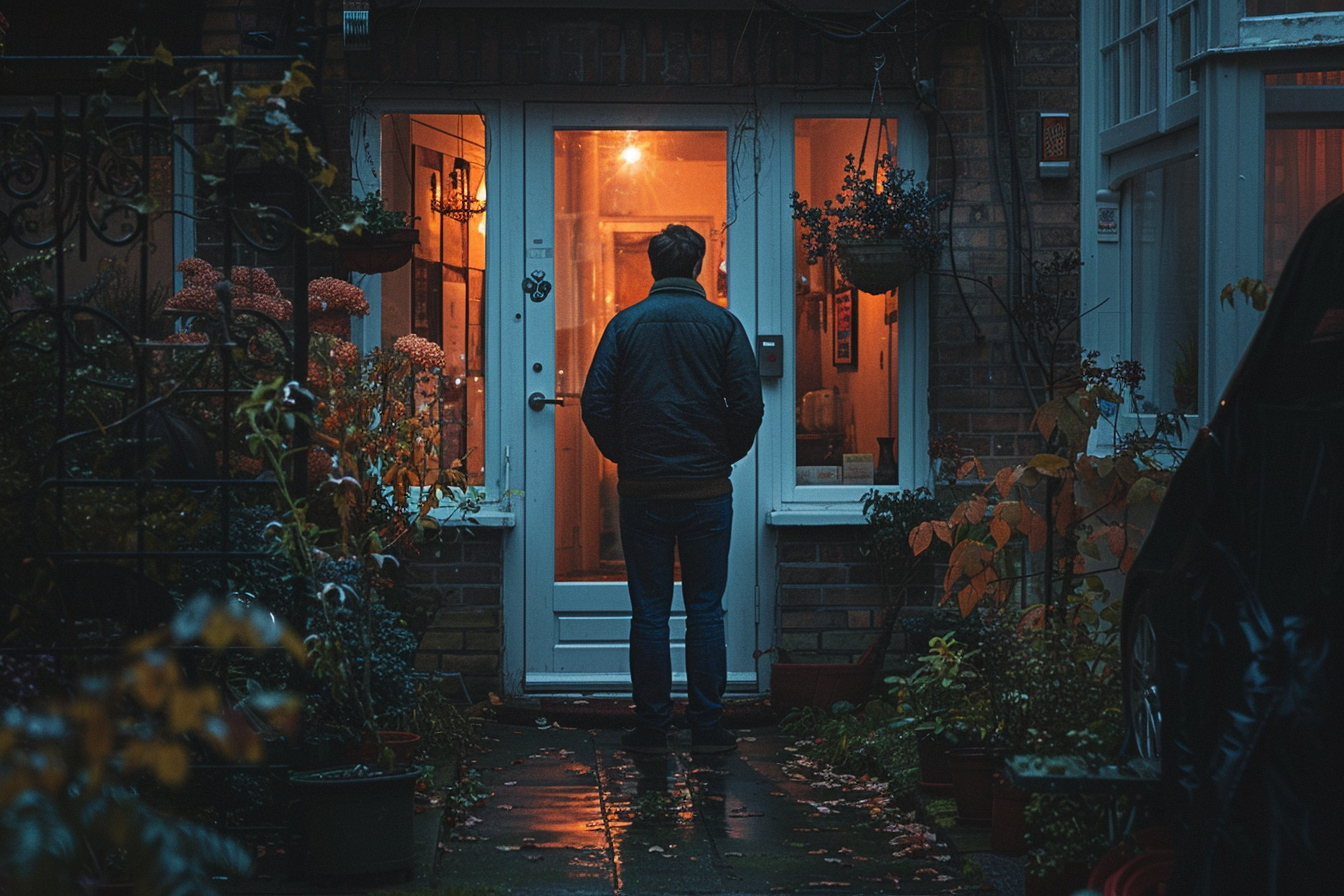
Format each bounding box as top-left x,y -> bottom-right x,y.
648,224 -> 706,280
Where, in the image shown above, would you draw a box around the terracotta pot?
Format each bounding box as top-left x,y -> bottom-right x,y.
834,238 -> 919,294
1088,827 -> 1174,892
1105,850 -> 1174,896
990,773 -> 1030,856
770,646 -> 875,710
336,228 -> 419,274
945,746 -> 995,826
916,732 -> 953,794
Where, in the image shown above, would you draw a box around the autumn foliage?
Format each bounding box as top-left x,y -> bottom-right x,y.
911,354 -> 1180,616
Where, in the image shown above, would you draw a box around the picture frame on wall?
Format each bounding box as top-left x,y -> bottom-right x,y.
832,287 -> 857,367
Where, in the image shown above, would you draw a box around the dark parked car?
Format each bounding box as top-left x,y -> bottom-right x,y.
1121,194 -> 1344,895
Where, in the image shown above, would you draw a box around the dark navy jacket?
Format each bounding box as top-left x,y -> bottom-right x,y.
580,277 -> 764,487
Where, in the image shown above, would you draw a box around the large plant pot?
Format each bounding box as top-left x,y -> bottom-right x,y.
290,764 -> 420,881
945,746 -> 995,826
990,774 -> 1029,856
834,238 -> 919,294
916,732 -> 954,794
336,228 -> 419,274
771,648 -> 875,710
412,799 -> 446,877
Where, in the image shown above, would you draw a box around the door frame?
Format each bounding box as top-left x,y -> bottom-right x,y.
517,101 -> 762,694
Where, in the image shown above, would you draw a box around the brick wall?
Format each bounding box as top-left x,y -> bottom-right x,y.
357,7 -> 879,89
775,526 -> 943,668
405,529 -> 506,701
926,3 -> 1081,472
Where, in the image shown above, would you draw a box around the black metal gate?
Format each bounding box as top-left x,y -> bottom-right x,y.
0,53 -> 314,678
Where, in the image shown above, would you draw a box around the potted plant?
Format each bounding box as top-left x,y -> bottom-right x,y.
893,627 -> 999,825
237,333 -> 480,881
319,188 -> 420,274
790,152 -> 948,293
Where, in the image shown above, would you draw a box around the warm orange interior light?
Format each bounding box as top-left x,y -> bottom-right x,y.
620,143 -> 642,165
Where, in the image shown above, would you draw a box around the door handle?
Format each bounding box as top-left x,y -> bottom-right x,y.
528,391 -> 566,411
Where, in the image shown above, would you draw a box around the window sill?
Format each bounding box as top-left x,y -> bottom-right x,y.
767,506 -> 868,526
411,488 -> 517,528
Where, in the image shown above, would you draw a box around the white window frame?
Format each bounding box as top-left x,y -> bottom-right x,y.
1083,1 -> 1344,460
1099,0 -> 1203,155
351,100 -> 515,520
770,103 -> 931,514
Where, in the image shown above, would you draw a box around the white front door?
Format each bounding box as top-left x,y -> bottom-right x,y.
521,103 -> 759,692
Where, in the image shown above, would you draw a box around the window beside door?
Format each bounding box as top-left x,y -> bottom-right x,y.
1129,156 -> 1200,416
1264,72 -> 1344,286
379,113 -> 488,485
793,118 -> 901,488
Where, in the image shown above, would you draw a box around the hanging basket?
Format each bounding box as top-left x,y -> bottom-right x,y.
833,238 -> 919,294
336,228 -> 419,274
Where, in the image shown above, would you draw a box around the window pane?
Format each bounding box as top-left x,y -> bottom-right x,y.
1142,26 -> 1158,113
1265,127 -> 1344,285
1246,1 -> 1342,14
1171,6 -> 1193,100
552,129 -> 727,581
1103,48 -> 1121,128
793,119 -> 899,487
379,113 -> 488,485
1130,157 -> 1200,415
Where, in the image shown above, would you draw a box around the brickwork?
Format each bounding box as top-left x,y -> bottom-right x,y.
775,527 -> 943,668
355,8 -> 884,89
925,4 -> 1080,473
406,530 -> 506,701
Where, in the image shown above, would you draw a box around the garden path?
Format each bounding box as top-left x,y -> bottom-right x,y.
426,715 -> 1024,895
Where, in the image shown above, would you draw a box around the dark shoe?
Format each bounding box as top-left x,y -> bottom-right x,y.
690,726 -> 738,753
620,727 -> 670,754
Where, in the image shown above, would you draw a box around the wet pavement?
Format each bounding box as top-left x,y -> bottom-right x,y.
433,720 -> 1025,895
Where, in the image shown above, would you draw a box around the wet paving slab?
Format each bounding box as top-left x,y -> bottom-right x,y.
434,721 -> 987,895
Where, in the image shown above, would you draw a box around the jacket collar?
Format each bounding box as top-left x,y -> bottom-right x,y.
648,277 -> 706,298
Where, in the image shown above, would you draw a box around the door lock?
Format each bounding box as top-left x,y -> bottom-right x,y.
528,392 -> 565,411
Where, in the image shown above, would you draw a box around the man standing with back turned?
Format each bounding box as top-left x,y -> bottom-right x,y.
581,224 -> 764,755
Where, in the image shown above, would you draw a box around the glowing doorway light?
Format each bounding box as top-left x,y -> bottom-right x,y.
620,131 -> 642,165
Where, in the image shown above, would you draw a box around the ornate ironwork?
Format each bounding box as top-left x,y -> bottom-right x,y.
0,64 -> 310,654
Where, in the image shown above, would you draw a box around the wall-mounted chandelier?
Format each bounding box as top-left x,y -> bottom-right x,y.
431,156 -> 487,222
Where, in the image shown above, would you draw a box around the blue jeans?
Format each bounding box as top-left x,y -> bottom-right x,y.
619,493 -> 733,733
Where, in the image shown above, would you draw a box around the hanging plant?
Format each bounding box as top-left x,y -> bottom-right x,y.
791,151 -> 948,293
318,189 -> 420,274
791,60 -> 949,294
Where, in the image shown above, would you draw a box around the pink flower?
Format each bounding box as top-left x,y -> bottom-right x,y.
393,334 -> 445,370
308,277 -> 370,316
328,338 -> 361,367
167,259 -> 293,321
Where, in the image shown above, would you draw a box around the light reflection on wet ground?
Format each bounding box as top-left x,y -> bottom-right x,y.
432,721 -> 984,894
